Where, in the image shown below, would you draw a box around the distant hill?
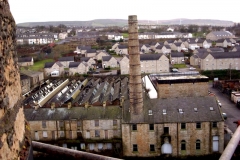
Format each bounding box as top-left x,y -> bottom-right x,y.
17,19 -> 234,27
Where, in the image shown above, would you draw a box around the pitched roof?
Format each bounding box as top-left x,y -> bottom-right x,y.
44,62 -> 63,68
171,52 -> 184,57
24,106 -> 122,121
78,45 -> 91,50
195,48 -> 207,53
210,52 -> 240,59
118,45 -> 128,49
86,49 -> 96,53
208,48 -> 224,52
164,45 -> 171,49
81,57 -> 91,62
18,57 -> 33,63
69,62 -> 81,68
173,42 -> 183,46
58,56 -> 74,61
123,96 -> 223,123
211,31 -> 233,36
102,56 -> 113,61
139,54 -> 163,61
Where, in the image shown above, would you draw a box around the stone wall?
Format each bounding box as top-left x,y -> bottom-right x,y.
157,82 -> 209,99
122,122 -> 224,157
0,1 -> 30,159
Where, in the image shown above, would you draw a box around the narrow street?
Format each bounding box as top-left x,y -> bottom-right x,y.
208,82 -> 240,133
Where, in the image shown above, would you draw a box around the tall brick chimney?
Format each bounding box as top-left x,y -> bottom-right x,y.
128,15 -> 144,117
0,1 -> 31,159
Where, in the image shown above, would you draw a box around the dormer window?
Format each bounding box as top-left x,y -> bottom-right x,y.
148,110 -> 153,115
163,109 -> 167,115
179,109 -> 183,114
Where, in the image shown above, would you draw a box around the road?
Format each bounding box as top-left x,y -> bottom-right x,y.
208,83 -> 240,133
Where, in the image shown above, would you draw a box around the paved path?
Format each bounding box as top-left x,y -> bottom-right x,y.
208,83 -> 240,132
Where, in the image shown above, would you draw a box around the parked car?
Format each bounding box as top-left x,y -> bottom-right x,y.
189,67 -> 196,71
172,68 -> 179,72
222,112 -> 227,120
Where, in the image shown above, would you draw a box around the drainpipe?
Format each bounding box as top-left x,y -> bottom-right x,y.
219,121 -> 240,160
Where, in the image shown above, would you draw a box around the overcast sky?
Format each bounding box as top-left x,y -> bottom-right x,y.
8,0 -> 240,24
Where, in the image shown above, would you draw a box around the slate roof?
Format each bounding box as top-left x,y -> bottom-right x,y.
18,57 -> 33,62
208,48 -> 224,52
86,49 -> 96,53
118,45 -> 128,49
58,56 -> 74,61
171,52 -> 184,57
140,54 -> 163,61
81,57 -> 91,62
69,62 -> 81,68
195,48 -> 207,53
211,31 -> 233,36
78,46 -> 91,50
210,52 -> 240,59
44,62 -> 55,68
24,106 -> 122,121
164,45 -> 171,49
102,56 -> 113,61
123,96 -> 224,123
173,42 -> 182,47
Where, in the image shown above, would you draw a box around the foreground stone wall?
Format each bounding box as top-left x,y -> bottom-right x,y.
0,1 -> 30,159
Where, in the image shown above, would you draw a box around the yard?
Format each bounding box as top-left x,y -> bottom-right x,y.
122,33 -> 129,38
173,64 -> 187,68
23,59 -> 54,71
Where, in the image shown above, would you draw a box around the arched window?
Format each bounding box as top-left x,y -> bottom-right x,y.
181,140 -> 186,150
196,139 -> 201,150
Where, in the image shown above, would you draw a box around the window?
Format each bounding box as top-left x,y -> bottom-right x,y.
59,121 -> 64,129
196,139 -> 201,150
95,120 -> 99,127
148,110 -> 153,115
150,144 -> 155,152
42,121 -> 47,128
43,131 -> 48,138
181,123 -> 186,129
60,131 -> 65,137
133,144 -> 138,152
77,121 -> 81,127
132,124 -> 137,131
149,124 -> 154,130
95,130 -> 100,137
212,122 -> 217,128
164,127 -> 169,134
181,140 -> 186,150
113,120 -> 117,126
196,122 -> 201,129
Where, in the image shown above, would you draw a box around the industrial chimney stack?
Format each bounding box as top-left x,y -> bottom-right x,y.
128,15 -> 144,116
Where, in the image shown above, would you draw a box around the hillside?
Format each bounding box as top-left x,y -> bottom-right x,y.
17,18 -> 234,27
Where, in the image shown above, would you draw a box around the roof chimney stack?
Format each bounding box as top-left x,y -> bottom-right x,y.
128,15 -> 144,116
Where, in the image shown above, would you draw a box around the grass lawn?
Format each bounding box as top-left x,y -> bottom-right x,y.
122,33 -> 129,38
173,64 -> 187,68
28,59 -> 54,71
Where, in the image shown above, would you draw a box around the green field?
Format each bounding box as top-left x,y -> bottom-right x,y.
28,59 -> 54,71
173,64 -> 187,68
122,33 -> 129,38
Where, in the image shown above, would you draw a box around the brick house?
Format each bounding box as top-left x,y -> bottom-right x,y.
120,54 -> 169,75
95,51 -> 109,61
115,45 -> 128,55
85,49 -> 97,58
171,42 -> 186,52
69,62 -> 89,75
18,56 -> 34,67
44,61 -> 64,77
206,31 -> 235,41
20,70 -> 44,89
102,56 -> 118,68
58,56 -> 75,68
80,57 -> 96,69
140,44 -> 151,53
196,39 -> 212,48
170,52 -> 185,64
215,39 -> 232,48
155,45 -> 171,54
